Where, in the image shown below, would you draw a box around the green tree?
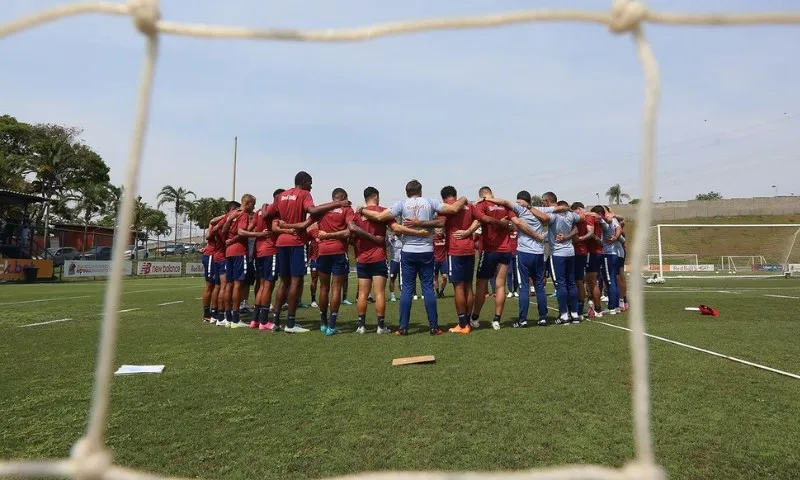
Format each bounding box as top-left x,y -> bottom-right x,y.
629,198 -> 641,205
695,191 -> 723,201
141,206 -> 171,253
188,197 -> 227,238
530,195 -> 543,207
0,115 -> 33,192
65,183 -> 112,253
157,185 -> 195,246
605,184 -> 630,204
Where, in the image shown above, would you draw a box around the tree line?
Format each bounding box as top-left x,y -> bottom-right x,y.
0,115 -> 229,247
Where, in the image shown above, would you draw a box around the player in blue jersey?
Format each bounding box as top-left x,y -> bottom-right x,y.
545,200 -> 582,324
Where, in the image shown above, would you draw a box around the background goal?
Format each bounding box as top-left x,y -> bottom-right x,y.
648,224 -> 800,279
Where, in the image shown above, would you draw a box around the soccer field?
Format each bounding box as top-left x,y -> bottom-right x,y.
1,276 -> 799,480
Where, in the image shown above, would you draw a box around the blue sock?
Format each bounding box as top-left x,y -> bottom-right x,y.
329,312 -> 338,329
287,315 -> 296,328
458,313 -> 467,327
272,311 -> 281,327
377,316 -> 385,328
320,311 -> 328,327
578,302 -> 585,316
226,310 -> 232,321
232,311 -> 240,324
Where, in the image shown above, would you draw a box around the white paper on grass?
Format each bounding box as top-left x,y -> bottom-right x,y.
114,365 -> 165,375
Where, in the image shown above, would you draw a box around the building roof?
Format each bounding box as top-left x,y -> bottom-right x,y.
52,223 -> 116,232
0,189 -> 49,206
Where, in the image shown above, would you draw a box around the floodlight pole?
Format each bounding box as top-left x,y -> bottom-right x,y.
232,136 -> 238,201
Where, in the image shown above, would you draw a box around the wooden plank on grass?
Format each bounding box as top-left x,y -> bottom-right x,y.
392,355 -> 435,366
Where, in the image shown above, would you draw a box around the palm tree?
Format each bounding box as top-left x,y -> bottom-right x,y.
188,197 -> 228,239
156,185 -> 195,247
605,184 -> 630,205
67,183 -> 112,253
141,207 -> 171,254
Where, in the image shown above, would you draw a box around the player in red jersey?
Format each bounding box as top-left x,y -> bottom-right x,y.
433,227 -> 448,298
312,188 -> 355,336
582,206 -> 604,317
457,186 -> 517,330
209,200 -> 240,326
201,212 -> 228,323
571,202 -> 591,318
349,186 -> 428,334
264,171 -> 349,333
222,194 -> 256,328
306,223 -> 321,308
439,186 -> 480,333
238,189 -> 288,330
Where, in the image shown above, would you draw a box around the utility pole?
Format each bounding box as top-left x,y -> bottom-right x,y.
232,136 -> 238,201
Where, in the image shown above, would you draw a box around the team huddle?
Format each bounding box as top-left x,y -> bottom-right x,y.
200,171 -> 629,336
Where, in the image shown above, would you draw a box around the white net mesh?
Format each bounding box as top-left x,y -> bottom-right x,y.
2,1 -> 800,479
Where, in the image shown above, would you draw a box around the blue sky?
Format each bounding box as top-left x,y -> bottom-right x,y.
2,0 -> 799,222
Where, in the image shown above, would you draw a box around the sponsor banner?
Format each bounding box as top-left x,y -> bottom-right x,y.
753,264 -> 784,272
186,262 -> 205,275
668,264 -> 714,272
65,260 -> 133,278
0,259 -> 54,280
137,261 -> 182,276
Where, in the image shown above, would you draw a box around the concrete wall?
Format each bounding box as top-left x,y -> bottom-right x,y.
599,196 -> 800,222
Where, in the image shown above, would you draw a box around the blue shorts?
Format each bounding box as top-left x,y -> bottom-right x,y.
309,259 -> 319,272
574,254 -> 588,281
246,258 -> 256,285
201,255 -> 214,284
390,260 -> 400,277
586,252 -> 603,274
226,255 -> 247,282
356,261 -> 388,279
317,253 -> 349,276
214,260 -> 226,285
435,259 -> 449,276
277,246 -> 307,277
448,254 -> 475,284
257,254 -> 279,282
476,251 -> 513,280
615,255 -> 625,274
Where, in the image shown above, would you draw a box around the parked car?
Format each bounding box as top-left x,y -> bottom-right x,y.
47,247 -> 80,266
80,246 -> 113,261
123,245 -> 148,259
162,244 -> 185,256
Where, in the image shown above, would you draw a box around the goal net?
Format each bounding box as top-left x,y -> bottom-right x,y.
2,2 -> 800,480
648,224 -> 800,279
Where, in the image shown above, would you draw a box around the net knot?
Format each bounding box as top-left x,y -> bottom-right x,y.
622,461 -> 667,480
609,0 -> 648,34
71,438 -> 112,480
128,0 -> 161,36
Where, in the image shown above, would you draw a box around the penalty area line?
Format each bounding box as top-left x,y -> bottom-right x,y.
158,300 -> 184,306
593,321 -> 800,381
18,318 -> 72,328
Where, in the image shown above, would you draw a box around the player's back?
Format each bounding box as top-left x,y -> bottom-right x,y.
475,201 -> 513,252
391,197 -> 441,252
548,211 -> 580,256
444,200 -> 475,256
318,206 -> 354,255
354,205 -> 391,261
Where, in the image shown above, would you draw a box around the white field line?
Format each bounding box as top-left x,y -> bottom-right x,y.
0,295 -> 90,306
18,318 -> 72,328
763,294 -> 799,299
95,308 -> 141,315
158,300 -> 184,306
0,286 -> 200,307
594,320 -> 800,381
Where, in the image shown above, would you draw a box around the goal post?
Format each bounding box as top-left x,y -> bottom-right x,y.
648,224 -> 800,279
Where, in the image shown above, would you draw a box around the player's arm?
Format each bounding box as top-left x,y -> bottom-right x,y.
307,199 -> 350,217
559,226 -> 579,242
511,217 -> 544,241
454,219 -> 482,240
389,223 -> 430,238
482,197 -> 516,210
404,216 -> 446,228
348,221 -> 384,245
603,223 -> 622,244
271,219 -> 295,236
220,210 -> 242,238
437,196 -> 468,215
578,224 -> 595,242
279,216 -> 314,231
318,229 -> 350,240
238,229 -> 270,238
528,207 -> 553,224
357,206 -> 395,223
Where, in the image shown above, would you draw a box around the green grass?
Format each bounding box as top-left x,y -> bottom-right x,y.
1,276 -> 799,479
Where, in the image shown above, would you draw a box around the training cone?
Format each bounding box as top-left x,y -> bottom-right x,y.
685,305 -> 719,317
